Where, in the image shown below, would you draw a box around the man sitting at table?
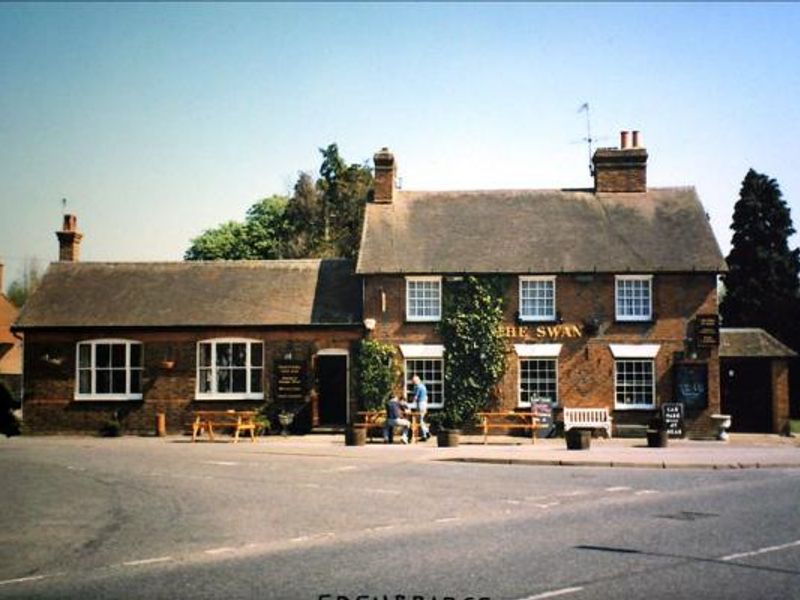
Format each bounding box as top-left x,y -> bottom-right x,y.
383,395 -> 411,444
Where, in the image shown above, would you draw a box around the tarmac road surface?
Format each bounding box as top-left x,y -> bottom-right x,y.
1,436 -> 799,599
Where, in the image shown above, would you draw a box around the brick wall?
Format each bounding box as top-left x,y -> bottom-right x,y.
364,272 -> 721,434
22,327 -> 361,434
772,359 -> 790,434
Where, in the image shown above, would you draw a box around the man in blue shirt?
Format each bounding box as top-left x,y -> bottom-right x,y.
412,374 -> 431,441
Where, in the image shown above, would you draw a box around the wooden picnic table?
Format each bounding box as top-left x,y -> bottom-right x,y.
354,409 -> 421,443
191,410 -> 257,443
476,411 -> 539,444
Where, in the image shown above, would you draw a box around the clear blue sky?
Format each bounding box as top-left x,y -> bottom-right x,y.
1,3 -> 799,285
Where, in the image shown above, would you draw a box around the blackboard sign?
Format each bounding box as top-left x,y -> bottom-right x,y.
662,402 -> 684,437
274,360 -> 306,403
695,314 -> 720,347
533,402 -> 555,438
674,363 -> 708,410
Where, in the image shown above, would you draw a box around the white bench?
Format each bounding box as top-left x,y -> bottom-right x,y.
563,408 -> 613,439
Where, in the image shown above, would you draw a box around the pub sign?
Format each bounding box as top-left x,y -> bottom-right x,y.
695,314 -> 720,347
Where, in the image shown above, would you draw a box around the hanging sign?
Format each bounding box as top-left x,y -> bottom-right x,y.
695,314 -> 720,347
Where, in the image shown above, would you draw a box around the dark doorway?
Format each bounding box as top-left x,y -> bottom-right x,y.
721,359 -> 772,432
316,355 -> 348,425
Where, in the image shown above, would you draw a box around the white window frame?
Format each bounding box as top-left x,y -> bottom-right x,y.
405,276 -> 442,322
518,358 -> 558,408
615,274 -> 653,322
403,355 -> 445,409
195,338 -> 264,401
614,359 -> 656,410
74,338 -> 143,401
519,276 -> 557,322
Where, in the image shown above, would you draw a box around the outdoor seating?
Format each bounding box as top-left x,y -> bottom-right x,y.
477,411 -> 539,444
191,410 -> 257,443
354,410 -> 420,443
563,407 -> 612,438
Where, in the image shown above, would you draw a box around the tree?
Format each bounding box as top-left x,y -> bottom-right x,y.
6,259 -> 42,308
184,144 -> 372,261
316,143 -> 372,260
184,196 -> 289,261
720,169 -> 800,348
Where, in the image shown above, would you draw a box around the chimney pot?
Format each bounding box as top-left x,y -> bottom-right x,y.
373,148 -> 396,204
56,214 -> 83,262
631,130 -> 641,148
620,131 -> 630,150
0,262 -> 4,293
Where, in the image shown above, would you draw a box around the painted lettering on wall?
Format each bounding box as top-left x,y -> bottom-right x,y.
500,324 -> 583,339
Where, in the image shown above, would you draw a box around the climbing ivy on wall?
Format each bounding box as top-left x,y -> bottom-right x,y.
438,276 -> 508,429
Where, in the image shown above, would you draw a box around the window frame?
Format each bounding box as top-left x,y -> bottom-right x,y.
195,338 -> 265,401
615,274 -> 653,322
405,276 -> 442,322
403,356 -> 445,409
74,338 -> 143,401
518,275 -> 557,322
518,357 -> 558,408
614,358 -> 656,410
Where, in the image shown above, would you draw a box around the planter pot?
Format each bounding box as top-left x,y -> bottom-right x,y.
647,429 -> 668,448
437,429 -> 461,448
345,426 -> 366,447
160,360 -> 175,370
566,428 -> 591,450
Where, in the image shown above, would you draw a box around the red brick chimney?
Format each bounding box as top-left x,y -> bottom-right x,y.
373,148 -> 396,204
592,130 -> 648,193
56,214 -> 83,262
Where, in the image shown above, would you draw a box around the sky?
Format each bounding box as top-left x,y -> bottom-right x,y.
1,3 -> 799,286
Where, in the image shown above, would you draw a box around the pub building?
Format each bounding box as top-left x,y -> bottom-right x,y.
358,134 -> 727,435
15,131 -> 789,436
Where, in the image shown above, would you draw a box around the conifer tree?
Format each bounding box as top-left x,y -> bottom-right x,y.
720,169 -> 800,348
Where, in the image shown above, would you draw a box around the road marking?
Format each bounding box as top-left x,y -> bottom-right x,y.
122,556 -> 173,566
0,574 -> 50,586
366,524 -> 397,532
558,490 -> 588,497
290,532 -> 335,542
204,547 -> 235,555
333,466 -> 358,472
364,488 -> 401,495
634,490 -> 659,496
605,486 -> 632,492
434,517 -> 461,523
518,586 -> 584,599
300,483 -> 321,488
505,499 -> 522,505
66,466 -> 85,472
532,501 -> 561,509
203,461 -> 238,466
720,539 -> 800,562
526,496 -> 548,502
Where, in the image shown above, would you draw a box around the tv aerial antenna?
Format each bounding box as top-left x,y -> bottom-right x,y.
578,102 -> 596,177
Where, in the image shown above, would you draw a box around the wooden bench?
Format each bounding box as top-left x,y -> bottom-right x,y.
354,410 -> 420,443
563,407 -> 612,438
191,410 -> 257,443
477,411 -> 539,444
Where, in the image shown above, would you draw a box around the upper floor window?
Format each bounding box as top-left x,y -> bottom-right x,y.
197,339 -> 264,400
615,275 -> 653,321
76,339 -> 143,400
406,276 -> 441,322
519,276 -> 556,321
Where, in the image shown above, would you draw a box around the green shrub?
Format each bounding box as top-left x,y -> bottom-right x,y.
356,339 -> 396,411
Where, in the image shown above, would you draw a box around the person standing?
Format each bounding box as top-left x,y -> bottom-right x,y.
383,395 -> 411,444
412,374 -> 431,441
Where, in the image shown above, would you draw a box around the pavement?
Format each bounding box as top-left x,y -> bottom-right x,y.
153,431 -> 800,469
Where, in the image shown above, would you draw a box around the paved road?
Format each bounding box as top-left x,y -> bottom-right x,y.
2,437 -> 799,599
